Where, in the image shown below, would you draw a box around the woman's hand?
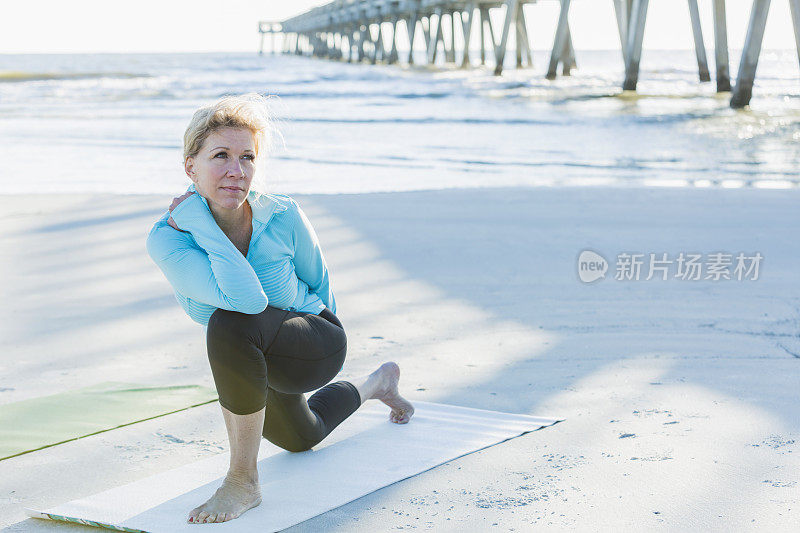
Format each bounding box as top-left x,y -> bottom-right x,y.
167,191 -> 195,231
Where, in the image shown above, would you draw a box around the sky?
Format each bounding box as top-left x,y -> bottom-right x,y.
1,1 -> 798,54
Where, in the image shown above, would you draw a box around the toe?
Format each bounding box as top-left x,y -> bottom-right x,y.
208,514 -> 217,523
197,512 -> 209,523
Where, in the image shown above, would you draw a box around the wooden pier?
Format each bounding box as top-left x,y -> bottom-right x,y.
272,1 -> 554,75
262,0 -> 800,108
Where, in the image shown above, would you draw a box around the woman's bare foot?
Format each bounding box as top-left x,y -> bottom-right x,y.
187,473 -> 262,524
372,362 -> 415,424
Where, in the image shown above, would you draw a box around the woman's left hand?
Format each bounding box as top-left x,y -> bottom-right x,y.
167,191 -> 195,231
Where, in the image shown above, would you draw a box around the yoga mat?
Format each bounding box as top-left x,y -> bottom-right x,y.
0,381 -> 218,460
25,400 -> 560,532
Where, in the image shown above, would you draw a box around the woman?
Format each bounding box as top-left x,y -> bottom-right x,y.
146,93 -> 414,525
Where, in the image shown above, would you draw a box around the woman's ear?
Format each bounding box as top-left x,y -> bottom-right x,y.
184,158 -> 196,183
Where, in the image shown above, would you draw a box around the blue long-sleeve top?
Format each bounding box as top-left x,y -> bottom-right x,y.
146,182 -> 336,333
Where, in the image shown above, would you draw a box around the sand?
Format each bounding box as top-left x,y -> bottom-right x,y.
1,185 -> 798,531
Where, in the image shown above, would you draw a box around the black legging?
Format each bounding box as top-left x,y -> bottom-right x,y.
206,305 -> 361,453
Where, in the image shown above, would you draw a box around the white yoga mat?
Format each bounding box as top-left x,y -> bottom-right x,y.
25,400 -> 560,532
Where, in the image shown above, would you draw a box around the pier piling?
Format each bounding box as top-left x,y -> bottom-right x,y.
688,0 -> 711,82
268,0 -> 796,106
713,0 -> 732,92
731,0 -> 771,108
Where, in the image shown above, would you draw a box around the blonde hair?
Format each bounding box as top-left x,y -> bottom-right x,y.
183,92 -> 284,193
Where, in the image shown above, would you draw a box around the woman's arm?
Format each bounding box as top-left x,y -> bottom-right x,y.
146,193 -> 268,314
291,199 -> 337,314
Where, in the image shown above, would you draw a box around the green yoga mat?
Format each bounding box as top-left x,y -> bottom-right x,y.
0,381 -> 219,460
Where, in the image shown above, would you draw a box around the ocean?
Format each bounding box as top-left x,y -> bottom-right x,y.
0,49 -> 798,195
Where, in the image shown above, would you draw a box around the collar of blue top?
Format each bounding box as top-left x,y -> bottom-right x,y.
185,182 -> 290,223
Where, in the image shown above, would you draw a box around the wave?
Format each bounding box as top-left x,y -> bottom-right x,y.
258,90 -> 460,99
0,71 -> 150,83
283,116 -> 567,125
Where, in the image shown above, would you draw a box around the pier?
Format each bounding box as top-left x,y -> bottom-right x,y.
273,1 -> 552,74
730,0 -> 800,107
258,21 -> 282,55
261,0 -> 800,108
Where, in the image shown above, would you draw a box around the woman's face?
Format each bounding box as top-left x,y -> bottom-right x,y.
185,127 -> 257,211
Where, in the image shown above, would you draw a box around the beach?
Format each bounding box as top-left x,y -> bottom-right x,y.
1,49 -> 799,530
1,184 -> 798,531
